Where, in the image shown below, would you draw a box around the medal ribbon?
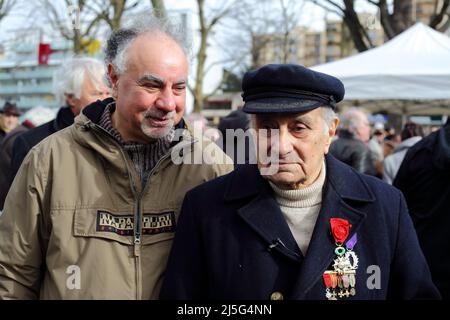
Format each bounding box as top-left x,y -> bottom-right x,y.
346,233 -> 357,250
323,273 -> 332,289
330,218 -> 352,245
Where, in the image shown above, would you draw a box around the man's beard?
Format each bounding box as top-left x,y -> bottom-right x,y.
140,109 -> 176,140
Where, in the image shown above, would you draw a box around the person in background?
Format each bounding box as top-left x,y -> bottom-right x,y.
186,112 -> 221,142
394,118 -> 450,299
9,57 -> 110,179
0,107 -> 56,210
0,102 -> 21,145
383,122 -> 423,184
368,122 -> 385,178
217,108 -> 252,167
329,108 -> 376,176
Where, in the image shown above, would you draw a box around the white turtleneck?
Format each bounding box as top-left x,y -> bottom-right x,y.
269,161 -> 326,255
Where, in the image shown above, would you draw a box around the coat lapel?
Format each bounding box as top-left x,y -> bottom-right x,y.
291,155 -> 375,299
237,192 -> 303,263
228,165 -> 303,263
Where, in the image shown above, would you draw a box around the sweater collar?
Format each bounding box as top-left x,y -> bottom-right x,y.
269,161 -> 326,208
224,154 -> 375,203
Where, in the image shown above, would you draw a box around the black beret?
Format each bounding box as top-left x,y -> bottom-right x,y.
241,64 -> 345,114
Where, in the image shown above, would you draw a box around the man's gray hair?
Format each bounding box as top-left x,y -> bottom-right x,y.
321,106 -> 337,135
339,107 -> 368,134
104,14 -> 190,87
53,57 -> 106,105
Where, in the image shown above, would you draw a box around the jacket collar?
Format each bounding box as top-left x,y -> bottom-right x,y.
80,98 -> 113,124
72,97 -> 192,167
78,97 -> 187,134
51,105 -> 76,132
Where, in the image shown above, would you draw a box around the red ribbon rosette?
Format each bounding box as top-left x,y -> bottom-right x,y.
330,218 -> 352,245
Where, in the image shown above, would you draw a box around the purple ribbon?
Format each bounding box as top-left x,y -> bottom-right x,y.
346,233 -> 357,250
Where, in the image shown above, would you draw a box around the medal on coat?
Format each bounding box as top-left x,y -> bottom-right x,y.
323,218 -> 359,300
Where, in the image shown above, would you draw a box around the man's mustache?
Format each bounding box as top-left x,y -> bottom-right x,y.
143,109 -> 176,120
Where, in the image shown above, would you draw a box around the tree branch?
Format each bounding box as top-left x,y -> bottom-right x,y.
309,0 -> 343,16
430,0 -> 450,29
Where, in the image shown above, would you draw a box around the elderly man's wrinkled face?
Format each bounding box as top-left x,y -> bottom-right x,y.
254,108 -> 338,189
108,32 -> 188,143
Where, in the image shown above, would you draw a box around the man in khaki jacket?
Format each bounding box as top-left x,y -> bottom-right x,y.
0,15 -> 233,299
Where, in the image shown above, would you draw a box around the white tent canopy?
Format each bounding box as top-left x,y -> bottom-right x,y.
311,23 -> 450,100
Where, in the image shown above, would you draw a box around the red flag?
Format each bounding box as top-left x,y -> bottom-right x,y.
38,43 -> 54,65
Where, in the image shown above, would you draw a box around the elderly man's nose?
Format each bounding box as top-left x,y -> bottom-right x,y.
155,88 -> 176,112
274,130 -> 294,156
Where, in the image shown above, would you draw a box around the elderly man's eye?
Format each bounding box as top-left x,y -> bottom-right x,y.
293,125 -> 306,132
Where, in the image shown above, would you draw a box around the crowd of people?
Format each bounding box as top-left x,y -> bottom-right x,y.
0,13 -> 449,300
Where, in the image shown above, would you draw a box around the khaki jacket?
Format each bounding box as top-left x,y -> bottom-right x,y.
0,100 -> 233,299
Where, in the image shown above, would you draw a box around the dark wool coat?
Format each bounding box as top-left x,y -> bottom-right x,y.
160,155 -> 440,300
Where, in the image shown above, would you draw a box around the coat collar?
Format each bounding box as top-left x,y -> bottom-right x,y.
226,154 -> 376,298
51,106 -> 75,132
236,177 -> 304,263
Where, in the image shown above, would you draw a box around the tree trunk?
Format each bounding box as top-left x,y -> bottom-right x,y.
342,0 -> 370,52
151,0 -> 167,18
73,29 -> 82,54
111,0 -> 126,30
430,0 -> 450,29
391,0 -> 414,34
193,0 -> 207,113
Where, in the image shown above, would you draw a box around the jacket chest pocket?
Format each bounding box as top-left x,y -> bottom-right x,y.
73,208 -> 134,245
73,208 -> 178,245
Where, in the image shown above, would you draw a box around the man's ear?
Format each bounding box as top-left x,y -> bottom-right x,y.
107,63 -> 119,98
65,93 -> 77,108
324,117 -> 339,154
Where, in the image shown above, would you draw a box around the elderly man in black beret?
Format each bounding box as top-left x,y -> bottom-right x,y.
160,64 -> 439,300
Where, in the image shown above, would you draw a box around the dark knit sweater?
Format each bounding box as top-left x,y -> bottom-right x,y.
98,103 -> 173,185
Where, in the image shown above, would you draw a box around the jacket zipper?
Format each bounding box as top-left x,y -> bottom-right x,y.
89,123 -> 143,299
88,121 -> 197,299
130,135 -> 196,300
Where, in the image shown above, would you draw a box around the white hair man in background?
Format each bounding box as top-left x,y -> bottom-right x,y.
9,57 -> 109,179
329,107 -> 376,176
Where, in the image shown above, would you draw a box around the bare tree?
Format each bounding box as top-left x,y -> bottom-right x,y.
150,0 -> 167,19
279,0 -> 306,64
0,0 -> 15,23
37,0 -> 104,54
220,0 -> 306,74
192,0 -> 236,113
310,0 -> 450,52
87,0 -> 139,31
223,0 -> 280,70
